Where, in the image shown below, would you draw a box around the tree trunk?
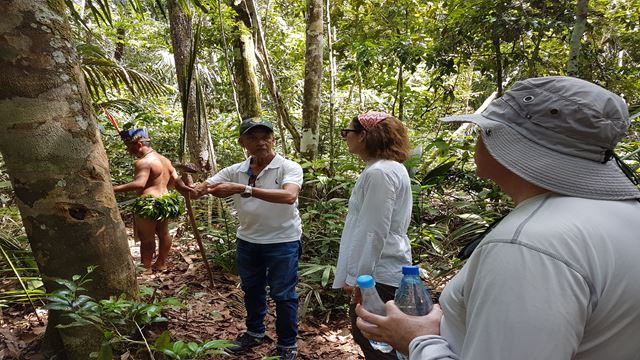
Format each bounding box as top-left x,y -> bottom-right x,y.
492,35 -> 504,97
0,1 -> 138,358
326,0 -> 336,173
300,0 -> 324,160
392,63 -> 404,121
246,0 -> 299,154
229,0 -> 262,120
567,0 -> 589,76
114,27 -> 125,61
168,0 -> 212,173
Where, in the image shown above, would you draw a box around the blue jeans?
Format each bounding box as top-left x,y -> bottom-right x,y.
236,238 -> 301,348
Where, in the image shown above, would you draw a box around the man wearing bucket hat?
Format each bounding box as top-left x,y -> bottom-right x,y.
355,76 -> 640,360
113,128 -> 194,275
193,118 -> 303,360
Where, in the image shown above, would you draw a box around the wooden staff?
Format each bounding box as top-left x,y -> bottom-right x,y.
176,164 -> 215,288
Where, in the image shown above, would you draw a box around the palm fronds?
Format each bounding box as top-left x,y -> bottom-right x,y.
0,224 -> 46,313
79,43 -> 170,99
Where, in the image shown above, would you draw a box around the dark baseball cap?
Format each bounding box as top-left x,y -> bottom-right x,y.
239,117 -> 274,135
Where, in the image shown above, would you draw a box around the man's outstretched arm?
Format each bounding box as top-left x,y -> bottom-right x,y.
171,170 -> 196,197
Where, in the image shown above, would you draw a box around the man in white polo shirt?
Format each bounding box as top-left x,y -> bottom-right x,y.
194,117 -> 302,360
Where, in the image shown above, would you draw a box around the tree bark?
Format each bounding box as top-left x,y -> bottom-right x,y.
168,0 -> 212,173
326,0 -> 336,173
392,63 -> 404,121
229,0 -> 262,120
492,35 -> 504,97
114,26 -> 125,61
567,0 -> 589,76
300,0 -> 324,160
246,0 -> 299,154
0,0 -> 138,358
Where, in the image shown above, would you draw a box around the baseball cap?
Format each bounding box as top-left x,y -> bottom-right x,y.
239,117 -> 273,135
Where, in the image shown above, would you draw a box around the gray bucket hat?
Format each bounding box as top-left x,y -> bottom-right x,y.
441,76 -> 640,200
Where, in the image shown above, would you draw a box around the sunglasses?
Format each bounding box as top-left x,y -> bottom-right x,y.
340,128 -> 360,138
248,174 -> 257,187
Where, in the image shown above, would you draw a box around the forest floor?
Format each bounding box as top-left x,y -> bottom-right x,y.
0,229 -> 364,360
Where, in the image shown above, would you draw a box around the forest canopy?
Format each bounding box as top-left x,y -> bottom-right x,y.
1,0 -> 639,358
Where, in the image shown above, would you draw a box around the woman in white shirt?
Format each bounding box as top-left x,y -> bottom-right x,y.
332,111 -> 413,360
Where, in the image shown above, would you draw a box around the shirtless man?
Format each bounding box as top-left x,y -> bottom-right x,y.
113,128 -> 193,275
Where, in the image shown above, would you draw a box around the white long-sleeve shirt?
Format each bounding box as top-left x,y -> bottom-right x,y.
332,159 -> 412,288
409,194 -> 640,360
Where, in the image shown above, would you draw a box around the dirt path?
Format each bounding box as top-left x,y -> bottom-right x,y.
1,236 -> 364,359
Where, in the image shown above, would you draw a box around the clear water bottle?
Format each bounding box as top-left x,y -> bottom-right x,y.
357,275 -> 394,353
394,266 -> 433,360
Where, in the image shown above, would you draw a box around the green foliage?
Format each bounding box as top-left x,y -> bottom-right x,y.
201,198 -> 239,274
45,271 -> 233,359
79,43 -> 169,99
45,267 -> 186,358
132,192 -> 184,220
0,206 -> 45,309
47,0 -> 640,324
154,330 -> 232,359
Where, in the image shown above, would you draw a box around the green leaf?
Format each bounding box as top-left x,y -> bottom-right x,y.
97,343 -> 113,360
154,330 -> 172,351
54,279 -> 77,292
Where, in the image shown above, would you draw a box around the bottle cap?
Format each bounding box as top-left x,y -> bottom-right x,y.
402,265 -> 420,276
356,275 -> 375,288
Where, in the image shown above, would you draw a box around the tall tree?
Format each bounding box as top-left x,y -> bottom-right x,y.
0,0 -> 137,358
228,0 -> 262,120
246,0 -> 300,154
326,0 -> 337,172
567,0 -> 589,76
300,0 -> 324,160
168,0 -> 213,172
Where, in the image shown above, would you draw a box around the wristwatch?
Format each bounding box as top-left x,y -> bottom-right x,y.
241,185 -> 253,198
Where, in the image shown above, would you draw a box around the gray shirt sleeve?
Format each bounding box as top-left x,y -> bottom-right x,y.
409,336 -> 459,360
410,241 -> 590,359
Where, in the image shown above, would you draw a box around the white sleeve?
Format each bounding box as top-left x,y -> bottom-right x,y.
206,165 -> 234,184
409,241 -> 590,359
281,160 -> 303,188
344,168 -> 396,285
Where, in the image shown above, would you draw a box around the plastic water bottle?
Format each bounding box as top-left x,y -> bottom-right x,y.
394,266 -> 433,360
357,275 -> 394,353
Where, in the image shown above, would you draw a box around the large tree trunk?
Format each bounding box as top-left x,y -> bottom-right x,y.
300,0 -> 324,160
229,0 -> 262,120
0,1 -> 138,358
567,0 -> 589,76
168,0 -> 212,173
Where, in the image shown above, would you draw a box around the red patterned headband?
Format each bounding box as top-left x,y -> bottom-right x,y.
357,111 -> 389,129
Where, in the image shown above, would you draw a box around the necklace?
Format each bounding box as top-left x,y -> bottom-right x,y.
139,149 -> 154,158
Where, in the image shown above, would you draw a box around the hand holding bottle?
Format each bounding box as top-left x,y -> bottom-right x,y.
356,301 -> 443,356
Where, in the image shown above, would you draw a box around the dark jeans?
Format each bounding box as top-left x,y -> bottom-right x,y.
350,282 -> 398,360
236,238 -> 301,348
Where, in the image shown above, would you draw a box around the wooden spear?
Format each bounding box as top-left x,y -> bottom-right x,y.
174,163 -> 215,288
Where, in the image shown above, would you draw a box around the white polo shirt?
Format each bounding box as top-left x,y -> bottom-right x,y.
206,154 -> 303,244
